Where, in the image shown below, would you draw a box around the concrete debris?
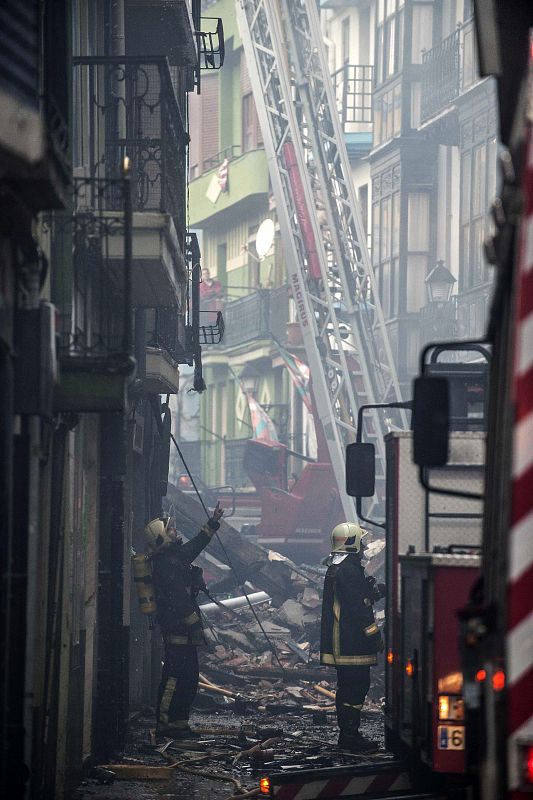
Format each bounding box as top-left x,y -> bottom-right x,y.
276,598 -> 306,628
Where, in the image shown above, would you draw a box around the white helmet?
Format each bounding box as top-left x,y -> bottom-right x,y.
144,516 -> 175,552
331,522 -> 368,554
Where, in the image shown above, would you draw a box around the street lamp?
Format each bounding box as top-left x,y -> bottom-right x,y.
240,365 -> 260,396
425,260 -> 456,304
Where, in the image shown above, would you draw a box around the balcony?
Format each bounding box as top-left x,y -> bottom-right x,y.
188,149 -> 269,227
332,64 -> 373,130
143,308 -> 187,394
72,56 -> 189,305
52,177 -> 135,412
220,286 -> 288,349
420,18 -> 480,127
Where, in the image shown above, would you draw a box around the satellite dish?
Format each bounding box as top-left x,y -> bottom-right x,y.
255,219 -> 275,260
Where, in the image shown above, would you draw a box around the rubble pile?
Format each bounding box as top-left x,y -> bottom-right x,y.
195,540 -> 386,709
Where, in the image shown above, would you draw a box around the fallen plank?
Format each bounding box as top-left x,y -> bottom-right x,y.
198,681 -> 236,698
214,665 -> 331,682
100,764 -> 175,780
313,683 -> 336,700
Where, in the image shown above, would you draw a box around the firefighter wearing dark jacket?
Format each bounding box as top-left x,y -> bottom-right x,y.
144,502 -> 224,738
320,522 -> 385,753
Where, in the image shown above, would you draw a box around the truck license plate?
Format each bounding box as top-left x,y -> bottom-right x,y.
437,725 -> 465,750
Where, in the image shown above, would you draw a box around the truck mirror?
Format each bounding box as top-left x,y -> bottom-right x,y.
412,376 -> 449,467
346,442 -> 375,497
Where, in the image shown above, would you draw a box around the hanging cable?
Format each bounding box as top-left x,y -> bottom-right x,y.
170,432 -> 287,675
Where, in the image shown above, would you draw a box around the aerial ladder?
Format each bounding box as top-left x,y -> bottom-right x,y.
235,0 -> 405,521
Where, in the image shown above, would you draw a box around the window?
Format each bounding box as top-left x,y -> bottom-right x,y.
375,0 -> 403,86
411,3 -> 433,64
242,93 -> 254,153
392,192 -> 400,256
372,170 -> 402,317
358,184 -> 369,247
385,17 -> 396,79
408,192 -> 429,251
459,137 -> 497,290
374,84 -> 401,146
406,192 -> 430,312
342,17 -> 350,66
372,202 -> 380,267
241,88 -> 262,153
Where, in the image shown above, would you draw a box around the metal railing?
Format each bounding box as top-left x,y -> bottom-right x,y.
73,56 -> 188,246
147,308 -> 187,364
420,18 -> 479,125
50,176 -> 133,362
202,144 -> 241,173
221,285 -> 288,348
197,17 -> 225,71
331,64 -> 373,127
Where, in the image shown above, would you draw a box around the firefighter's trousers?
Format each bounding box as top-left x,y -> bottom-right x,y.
157,643 -> 199,734
335,665 -> 371,736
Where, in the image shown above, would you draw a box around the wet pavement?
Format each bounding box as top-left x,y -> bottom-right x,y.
73,703 -> 386,800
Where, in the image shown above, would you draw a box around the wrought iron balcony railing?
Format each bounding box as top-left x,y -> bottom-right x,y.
73,56 -> 188,247
420,18 -> 479,125
331,64 -> 373,128
221,285 -> 289,348
147,308 -> 188,364
51,176 -> 133,367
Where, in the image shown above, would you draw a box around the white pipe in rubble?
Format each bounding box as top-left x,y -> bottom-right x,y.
199,591 -> 271,616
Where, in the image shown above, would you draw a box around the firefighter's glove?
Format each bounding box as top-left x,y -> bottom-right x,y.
206,501 -> 224,536
190,565 -> 207,598
182,610 -> 202,631
367,575 -> 385,603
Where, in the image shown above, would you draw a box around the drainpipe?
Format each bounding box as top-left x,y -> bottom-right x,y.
111,1 -> 126,168
15,240 -> 46,796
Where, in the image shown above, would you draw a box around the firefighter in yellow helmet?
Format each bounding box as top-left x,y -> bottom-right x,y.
320,522 -> 385,753
145,502 -> 224,739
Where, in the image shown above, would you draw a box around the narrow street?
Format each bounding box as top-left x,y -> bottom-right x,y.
2,1 -> 533,798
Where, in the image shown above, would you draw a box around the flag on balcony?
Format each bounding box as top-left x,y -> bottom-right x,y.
246,392 -> 279,443
218,158 -> 229,192
273,338 -> 313,412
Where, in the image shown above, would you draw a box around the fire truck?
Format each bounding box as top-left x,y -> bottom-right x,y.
239,0 -> 533,798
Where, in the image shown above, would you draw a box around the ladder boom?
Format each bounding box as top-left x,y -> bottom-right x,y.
236,0 -> 405,520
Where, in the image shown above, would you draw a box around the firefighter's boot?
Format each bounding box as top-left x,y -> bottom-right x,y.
337,708 -> 379,754
338,730 -> 380,754
156,720 -> 201,740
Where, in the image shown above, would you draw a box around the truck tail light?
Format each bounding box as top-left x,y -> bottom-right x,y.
475,669 -> 486,683
387,648 -> 394,664
260,776 -> 271,795
520,743 -> 533,788
492,670 -> 505,691
405,658 -> 414,677
438,694 -> 465,721
438,695 -> 450,720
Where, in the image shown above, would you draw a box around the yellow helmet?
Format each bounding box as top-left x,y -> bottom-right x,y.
144,516 -> 175,552
331,522 -> 368,553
